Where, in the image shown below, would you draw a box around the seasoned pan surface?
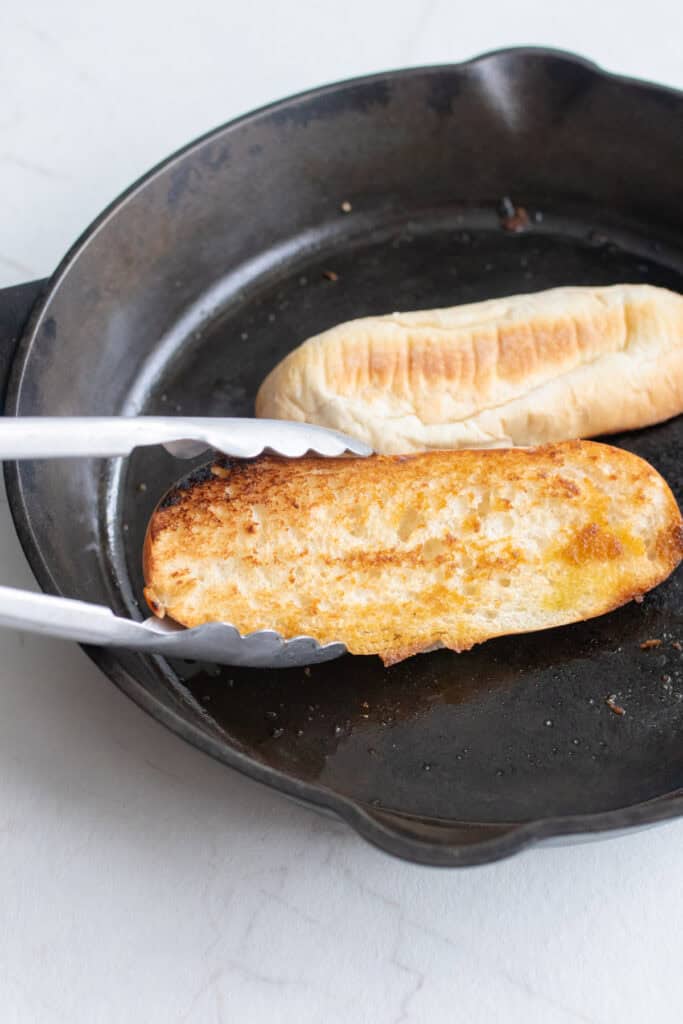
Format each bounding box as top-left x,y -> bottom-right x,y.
3,49 -> 683,865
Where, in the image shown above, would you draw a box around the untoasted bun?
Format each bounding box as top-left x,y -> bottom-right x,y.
255,284 -> 683,453
143,441 -> 682,665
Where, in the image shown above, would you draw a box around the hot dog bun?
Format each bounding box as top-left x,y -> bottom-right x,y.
143,441 -> 683,665
255,284 -> 683,453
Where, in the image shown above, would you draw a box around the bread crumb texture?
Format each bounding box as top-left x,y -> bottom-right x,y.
143,441 -> 683,664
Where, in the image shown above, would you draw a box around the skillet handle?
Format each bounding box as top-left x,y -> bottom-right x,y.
0,280 -> 48,411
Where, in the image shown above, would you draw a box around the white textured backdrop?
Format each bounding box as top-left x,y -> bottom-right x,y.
1,1 -> 683,1021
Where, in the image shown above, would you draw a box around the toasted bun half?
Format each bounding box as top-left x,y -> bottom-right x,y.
143,441 -> 682,665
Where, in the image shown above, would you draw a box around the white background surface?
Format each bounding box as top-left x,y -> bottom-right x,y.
1,2 -> 683,1021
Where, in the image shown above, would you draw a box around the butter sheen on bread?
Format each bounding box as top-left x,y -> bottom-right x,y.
143,441 -> 683,665
255,284 -> 683,453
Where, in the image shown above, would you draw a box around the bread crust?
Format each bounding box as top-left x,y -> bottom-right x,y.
255,285 -> 683,453
143,441 -> 683,665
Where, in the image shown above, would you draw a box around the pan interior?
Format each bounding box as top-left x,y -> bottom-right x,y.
110,206 -> 683,824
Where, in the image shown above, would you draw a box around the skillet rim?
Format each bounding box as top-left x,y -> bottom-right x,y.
5,46 -> 683,866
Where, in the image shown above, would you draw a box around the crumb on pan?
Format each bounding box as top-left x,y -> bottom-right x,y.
499,196 -> 530,232
640,638 -> 662,649
605,695 -> 626,716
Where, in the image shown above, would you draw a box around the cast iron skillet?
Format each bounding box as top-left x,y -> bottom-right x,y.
1,48 -> 682,866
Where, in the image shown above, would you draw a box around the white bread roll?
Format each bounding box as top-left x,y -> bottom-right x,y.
255,284 -> 683,453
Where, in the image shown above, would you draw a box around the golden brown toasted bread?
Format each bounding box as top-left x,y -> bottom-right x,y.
143,441 -> 683,665
255,284 -> 683,453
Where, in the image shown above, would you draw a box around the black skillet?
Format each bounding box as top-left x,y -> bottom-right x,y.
2,48 -> 682,866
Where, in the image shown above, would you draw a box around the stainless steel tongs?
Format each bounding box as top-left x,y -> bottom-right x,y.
0,417 -> 372,667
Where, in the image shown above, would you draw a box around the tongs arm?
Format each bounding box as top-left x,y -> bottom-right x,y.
0,416 -> 372,460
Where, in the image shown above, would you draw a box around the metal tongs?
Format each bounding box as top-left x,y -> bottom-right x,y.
0,417 -> 372,667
